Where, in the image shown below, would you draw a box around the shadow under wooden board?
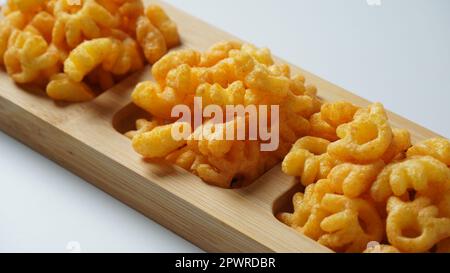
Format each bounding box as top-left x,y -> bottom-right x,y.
0,0 -> 443,253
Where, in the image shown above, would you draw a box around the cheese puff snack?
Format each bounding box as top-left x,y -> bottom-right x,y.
245,64 -> 290,104
4,29 -> 60,84
142,46 -> 316,117
132,122 -> 190,159
196,81 -> 246,108
321,102 -> 360,128
113,0 -> 145,35
153,49 -> 287,104
371,156 -> 450,203
185,121 -> 266,188
282,137 -> 337,186
193,60 -> 245,94
52,0 -> 120,50
278,180 -> 384,253
279,184 -> 385,253
407,138 -> 450,166
318,194 -> 384,253
281,90 -> 320,118
135,14 -> 166,64
309,101 -> 359,141
277,179 -> 335,240
125,118 -> 160,139
386,196 -> 450,253
64,37 -> 113,82
328,161 -> 385,198
279,98 -> 450,252
46,72 -> 94,101
151,48 -> 200,85
188,117 -> 246,159
145,5 -> 179,49
240,43 -> 274,66
131,74 -> 190,120
0,0 -> 180,102
277,110 -> 311,155
199,41 -> 242,67
64,37 -> 144,83
3,0 -> 47,15
128,42 -> 322,187
328,103 -> 393,164
0,11 -> 27,64
269,63 -> 291,78
28,11 -> 55,42
103,37 -> 144,75
192,142 -> 264,188
381,128 -> 411,163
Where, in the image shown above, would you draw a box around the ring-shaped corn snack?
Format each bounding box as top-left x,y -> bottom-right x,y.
318,194 -> 384,253
282,137 -> 335,186
386,196 -> 450,253
277,179 -> 334,240
328,161 -> 385,198
407,138 -> 450,166
328,103 -> 393,164
309,101 -> 359,141
371,156 -> 450,203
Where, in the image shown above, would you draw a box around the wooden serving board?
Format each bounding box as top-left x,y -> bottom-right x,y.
0,0 -> 442,253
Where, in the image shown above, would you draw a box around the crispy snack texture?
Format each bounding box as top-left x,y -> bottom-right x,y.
128,42 -> 322,188
280,102 -> 450,253
0,0 -> 180,102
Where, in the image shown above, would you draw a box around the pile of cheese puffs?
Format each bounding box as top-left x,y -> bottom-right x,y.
278,102 -> 450,253
0,0 -> 180,101
126,42 -> 322,188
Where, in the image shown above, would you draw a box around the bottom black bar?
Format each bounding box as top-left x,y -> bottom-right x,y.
0,253 -> 446,272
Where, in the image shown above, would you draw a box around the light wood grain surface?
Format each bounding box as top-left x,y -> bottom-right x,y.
0,0 -> 442,252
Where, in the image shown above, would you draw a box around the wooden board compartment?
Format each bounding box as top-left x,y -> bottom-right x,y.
0,0 -> 442,253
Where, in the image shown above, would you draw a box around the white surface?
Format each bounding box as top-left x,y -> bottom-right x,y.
1,0 -> 449,253
0,131 -> 201,253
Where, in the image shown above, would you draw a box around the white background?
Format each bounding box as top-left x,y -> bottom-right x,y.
1,0 -> 449,252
